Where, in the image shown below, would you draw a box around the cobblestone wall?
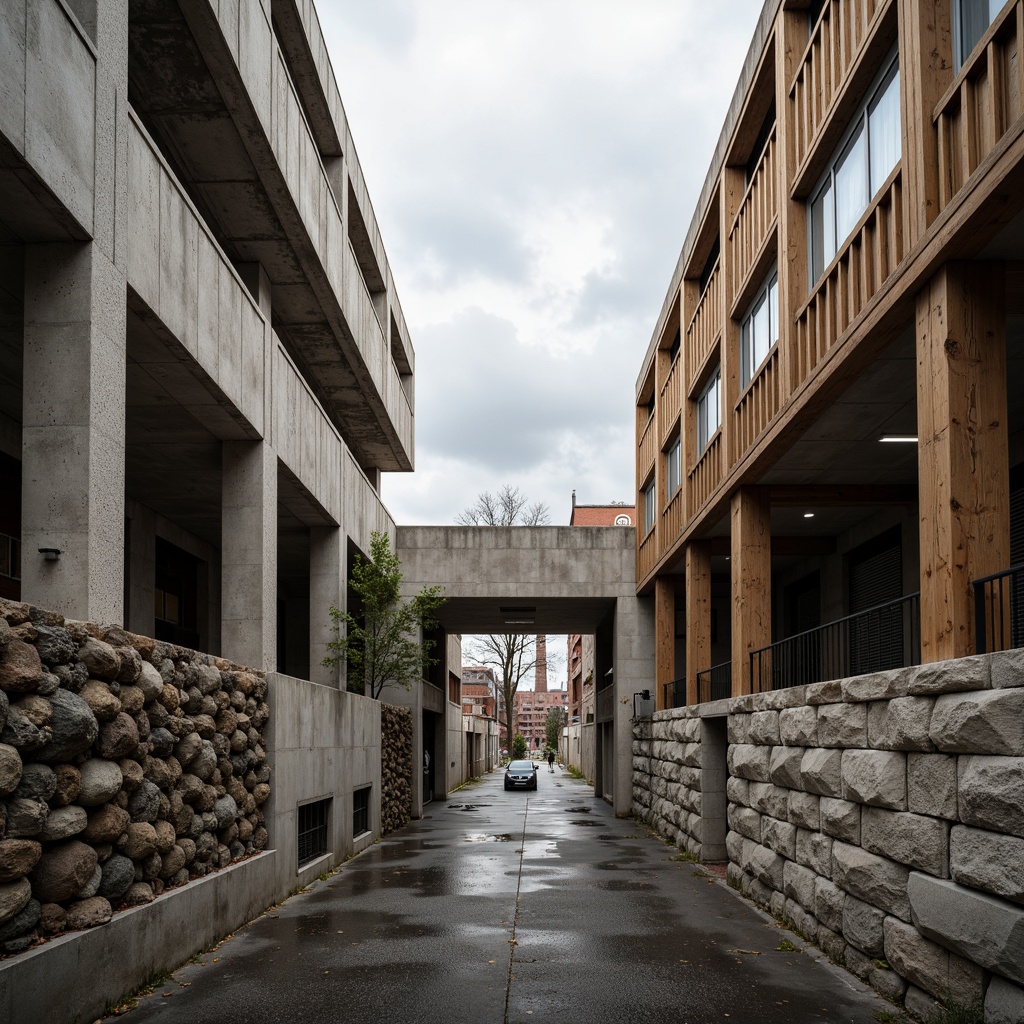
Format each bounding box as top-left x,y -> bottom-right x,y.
632,651 -> 1024,1022
380,703 -> 411,835
0,599 -> 270,953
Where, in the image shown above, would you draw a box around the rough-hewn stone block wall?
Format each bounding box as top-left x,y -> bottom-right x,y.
0,599 -> 270,954
380,703 -> 411,835
632,651 -> 1024,1022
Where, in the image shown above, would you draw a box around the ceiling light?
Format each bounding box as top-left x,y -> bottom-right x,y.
803,512 -> 815,518
879,435 -> 918,443
504,619 -> 535,625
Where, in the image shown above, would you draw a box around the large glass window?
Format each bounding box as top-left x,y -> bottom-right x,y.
666,437 -> 681,498
808,55 -> 900,283
697,367 -> 722,454
643,478 -> 656,534
741,267 -> 779,386
955,0 -> 1003,67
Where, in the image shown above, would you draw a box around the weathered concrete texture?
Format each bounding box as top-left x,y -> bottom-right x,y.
909,873 -> 1024,985
985,976 -> 1024,1024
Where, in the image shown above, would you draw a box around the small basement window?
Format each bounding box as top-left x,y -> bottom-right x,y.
297,798 -> 330,866
353,786 -> 371,838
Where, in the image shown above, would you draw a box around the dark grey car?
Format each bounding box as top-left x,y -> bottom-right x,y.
504,759 -> 538,791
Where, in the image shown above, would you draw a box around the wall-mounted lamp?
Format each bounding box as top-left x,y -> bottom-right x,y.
38,547 -> 62,561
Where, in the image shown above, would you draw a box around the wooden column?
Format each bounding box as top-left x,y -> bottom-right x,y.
731,487 -> 772,694
917,262 -> 1009,662
654,576 -> 676,710
685,541 -> 712,706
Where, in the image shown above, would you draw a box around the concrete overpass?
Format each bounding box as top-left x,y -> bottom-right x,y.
394,526 -> 653,814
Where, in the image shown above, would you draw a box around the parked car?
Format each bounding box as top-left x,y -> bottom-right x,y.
504,759 -> 538,791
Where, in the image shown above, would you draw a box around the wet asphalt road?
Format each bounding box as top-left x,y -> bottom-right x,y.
114,767 -> 894,1024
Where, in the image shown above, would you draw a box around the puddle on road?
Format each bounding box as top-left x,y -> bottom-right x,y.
462,833 -> 513,843
565,806 -> 592,814
569,820 -> 600,827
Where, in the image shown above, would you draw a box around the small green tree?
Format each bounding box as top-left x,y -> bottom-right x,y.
511,733 -> 528,759
323,531 -> 445,699
545,706 -> 566,752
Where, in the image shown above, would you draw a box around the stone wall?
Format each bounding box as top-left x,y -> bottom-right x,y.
380,703 -> 411,835
632,651 -> 1024,1022
0,599 -> 270,953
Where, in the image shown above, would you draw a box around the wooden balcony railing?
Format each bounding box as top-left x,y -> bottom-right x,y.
935,0 -> 1024,212
687,432 -> 723,519
658,356 -> 683,444
734,347 -> 782,458
686,263 -> 721,390
729,128 -> 777,300
638,412 -> 656,480
792,166 -> 904,388
789,0 -> 886,173
661,487 -> 685,551
638,526 -> 658,582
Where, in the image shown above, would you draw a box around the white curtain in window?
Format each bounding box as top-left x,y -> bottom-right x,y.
834,125 -> 867,245
868,66 -> 901,193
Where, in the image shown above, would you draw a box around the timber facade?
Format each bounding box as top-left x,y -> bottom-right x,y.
636,0 -> 1024,707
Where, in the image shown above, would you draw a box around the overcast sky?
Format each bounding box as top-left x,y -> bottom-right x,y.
319,0 -> 764,530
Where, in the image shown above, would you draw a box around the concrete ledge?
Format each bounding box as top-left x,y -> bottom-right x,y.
0,850 -> 279,1024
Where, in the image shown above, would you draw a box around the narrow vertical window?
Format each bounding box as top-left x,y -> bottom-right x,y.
697,367 -> 722,454
643,478 -> 656,534
955,0 -> 1003,67
666,437 -> 681,498
741,268 -> 779,386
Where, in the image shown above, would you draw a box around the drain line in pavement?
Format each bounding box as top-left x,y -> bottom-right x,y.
503,797 -> 530,1024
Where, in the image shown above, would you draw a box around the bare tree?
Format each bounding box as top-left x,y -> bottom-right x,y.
456,484 -> 550,526
467,633 -> 536,748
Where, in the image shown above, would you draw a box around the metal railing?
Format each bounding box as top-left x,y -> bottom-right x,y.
696,662 -> 732,703
663,678 -> 687,710
750,593 -> 920,691
974,564 -> 1024,654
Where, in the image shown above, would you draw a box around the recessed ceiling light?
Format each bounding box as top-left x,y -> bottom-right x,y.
803,512 -> 815,518
879,435 -> 918,443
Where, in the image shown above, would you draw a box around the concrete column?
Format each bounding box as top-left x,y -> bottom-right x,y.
309,525 -> 343,686
731,487 -> 772,694
222,440 -> 277,671
685,540 -> 712,705
917,262 -> 1009,661
21,243 -> 126,623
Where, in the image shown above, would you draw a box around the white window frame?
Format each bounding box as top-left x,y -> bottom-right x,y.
643,478 -> 656,535
697,366 -> 721,455
808,52 -> 900,285
741,266 -> 779,387
666,436 -> 681,499
953,0 -> 1003,69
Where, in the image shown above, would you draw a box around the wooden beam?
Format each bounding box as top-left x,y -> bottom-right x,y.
917,262 -> 1009,661
685,541 -> 712,707
654,577 -> 677,711
731,488 -> 772,694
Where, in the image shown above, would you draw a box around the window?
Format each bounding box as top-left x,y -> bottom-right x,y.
697,367 -> 722,454
808,55 -> 900,283
297,798 -> 330,866
666,437 -> 681,499
353,786 -> 371,838
643,478 -> 656,535
955,0 -> 1003,67
698,238 -> 720,296
668,328 -> 681,364
741,267 -> 779,385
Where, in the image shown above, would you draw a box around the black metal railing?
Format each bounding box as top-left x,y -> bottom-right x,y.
695,661 -> 732,703
974,564 -> 1024,654
663,678 -> 687,709
750,593 -> 921,691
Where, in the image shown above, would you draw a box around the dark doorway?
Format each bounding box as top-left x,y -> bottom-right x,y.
154,537 -> 201,649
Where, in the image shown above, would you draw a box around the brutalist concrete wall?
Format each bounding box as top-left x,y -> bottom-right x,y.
381,703 -> 412,835
632,652 -> 1024,1023
0,598 -> 270,951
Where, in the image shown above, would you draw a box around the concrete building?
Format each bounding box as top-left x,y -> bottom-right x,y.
1,0 -> 414,896
637,0 -> 1024,706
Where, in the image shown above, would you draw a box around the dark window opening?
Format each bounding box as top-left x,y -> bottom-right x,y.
353,786 -> 370,838
745,102 -> 776,186
298,798 -> 331,866
154,538 -> 200,649
0,452 -> 21,601
667,328 -> 681,364
698,238 -> 720,296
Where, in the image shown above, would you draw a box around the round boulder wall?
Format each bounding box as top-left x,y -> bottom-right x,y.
0,743 -> 22,795
96,712 -> 140,760
0,878 -> 32,926
78,758 -> 124,806
0,839 -> 42,883
31,840 -> 99,903
35,689 -> 99,763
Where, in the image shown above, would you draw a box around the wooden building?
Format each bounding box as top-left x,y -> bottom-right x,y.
636,0 -> 1024,707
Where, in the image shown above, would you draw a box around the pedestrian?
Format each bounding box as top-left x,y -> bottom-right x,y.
547,749 -> 555,772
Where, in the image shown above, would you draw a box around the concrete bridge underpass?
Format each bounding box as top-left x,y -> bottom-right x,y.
393,526 -> 654,815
